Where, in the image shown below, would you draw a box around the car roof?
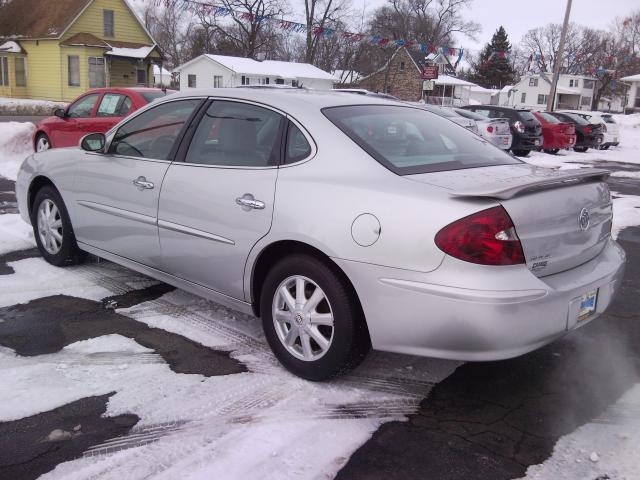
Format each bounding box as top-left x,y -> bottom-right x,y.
160,87 -> 409,112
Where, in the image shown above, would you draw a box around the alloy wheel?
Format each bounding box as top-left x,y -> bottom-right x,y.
37,198 -> 63,254
272,275 -> 335,361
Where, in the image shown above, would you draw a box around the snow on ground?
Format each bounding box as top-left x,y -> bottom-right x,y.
0,121 -> 35,180
521,383 -> 640,480
0,213 -> 34,255
0,96 -> 67,115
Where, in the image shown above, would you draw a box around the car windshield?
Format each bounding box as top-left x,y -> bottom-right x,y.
323,105 -> 520,175
454,109 -> 486,121
537,112 -> 560,123
140,91 -> 169,103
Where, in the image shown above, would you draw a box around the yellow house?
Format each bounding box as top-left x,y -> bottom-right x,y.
0,0 -> 163,101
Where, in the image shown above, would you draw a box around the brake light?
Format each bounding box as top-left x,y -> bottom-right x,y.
513,121 -> 525,134
487,125 -> 494,133
584,126 -> 592,134
435,206 -> 525,266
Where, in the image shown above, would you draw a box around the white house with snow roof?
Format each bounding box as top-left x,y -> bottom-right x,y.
173,54 -> 338,91
620,73 -> 640,113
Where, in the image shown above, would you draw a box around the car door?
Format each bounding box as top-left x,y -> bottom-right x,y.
91,92 -> 134,133
157,99 -> 286,300
72,98 -> 203,268
51,93 -> 101,147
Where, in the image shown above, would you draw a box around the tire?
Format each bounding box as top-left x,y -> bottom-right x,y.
35,132 -> 51,152
260,254 -> 370,381
573,146 -> 589,153
511,149 -> 530,157
544,149 -> 560,155
31,185 -> 86,267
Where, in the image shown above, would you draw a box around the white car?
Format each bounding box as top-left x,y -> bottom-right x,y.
453,108 -> 513,150
559,111 -> 621,149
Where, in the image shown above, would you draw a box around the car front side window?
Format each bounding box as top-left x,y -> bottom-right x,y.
109,99 -> 201,160
67,94 -> 101,118
184,100 -> 285,167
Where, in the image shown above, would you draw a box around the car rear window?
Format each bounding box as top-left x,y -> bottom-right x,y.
516,111 -> 538,122
454,109 -> 486,121
140,91 -> 169,103
537,112 -> 560,123
561,112 -> 589,125
322,105 -> 520,175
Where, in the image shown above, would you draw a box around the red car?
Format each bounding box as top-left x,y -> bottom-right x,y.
533,111 -> 577,154
34,88 -> 174,152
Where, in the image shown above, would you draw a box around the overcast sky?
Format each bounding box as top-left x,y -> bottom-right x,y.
353,0 -> 638,54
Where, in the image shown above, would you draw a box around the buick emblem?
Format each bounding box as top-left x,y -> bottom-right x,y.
578,208 -> 590,231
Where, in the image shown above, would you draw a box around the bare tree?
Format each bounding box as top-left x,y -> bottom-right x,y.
144,3 -> 196,68
302,0 -> 351,64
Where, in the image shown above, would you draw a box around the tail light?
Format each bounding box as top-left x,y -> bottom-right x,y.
435,206 -> 525,266
513,121 -> 525,134
584,126 -> 592,134
487,125 -> 494,133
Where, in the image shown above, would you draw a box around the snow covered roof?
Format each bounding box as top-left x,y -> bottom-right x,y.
556,86 -> 582,95
501,85 -> 515,93
470,85 -> 498,93
620,73 -> 640,83
175,54 -> 338,82
433,75 -> 476,87
106,45 -> 156,59
153,65 -> 171,76
0,40 -> 21,53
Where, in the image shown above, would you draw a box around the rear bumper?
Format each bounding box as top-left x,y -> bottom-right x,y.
543,133 -> 576,150
335,239 -> 625,361
487,134 -> 512,150
512,134 -> 543,150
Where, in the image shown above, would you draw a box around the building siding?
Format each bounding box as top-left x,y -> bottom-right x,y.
64,0 -> 152,45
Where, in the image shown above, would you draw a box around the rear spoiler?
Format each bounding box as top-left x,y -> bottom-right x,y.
450,168 -> 610,200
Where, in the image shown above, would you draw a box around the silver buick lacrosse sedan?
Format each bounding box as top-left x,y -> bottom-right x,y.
16,89 -> 625,380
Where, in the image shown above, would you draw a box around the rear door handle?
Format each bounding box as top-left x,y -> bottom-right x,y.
236,193 -> 265,211
133,176 -> 154,190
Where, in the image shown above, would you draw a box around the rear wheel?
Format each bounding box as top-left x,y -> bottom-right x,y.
573,146 -> 589,152
260,254 -> 370,381
35,133 -> 51,152
512,149 -> 530,157
544,149 -> 560,155
31,185 -> 86,266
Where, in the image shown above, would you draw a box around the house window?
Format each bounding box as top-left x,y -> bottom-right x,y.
68,55 -> 80,86
213,75 -> 222,88
275,78 -> 284,84
265,77 -> 269,84
581,96 -> 591,107
136,68 -> 147,85
583,79 -> 594,89
569,79 -> 579,88
529,78 -> 538,87
88,57 -> 105,88
0,57 -> 9,86
188,74 -> 196,88
104,9 -> 115,37
292,80 -> 298,87
399,61 -> 405,71
537,94 -> 548,105
14,57 -> 26,87
521,92 -> 526,103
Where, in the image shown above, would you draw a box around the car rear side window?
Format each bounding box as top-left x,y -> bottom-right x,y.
284,122 -> 312,164
516,111 -> 538,122
184,101 -> 284,167
97,93 -> 130,117
109,99 -> 200,160
140,91 -> 168,103
537,112 -> 559,123
323,105 -> 520,175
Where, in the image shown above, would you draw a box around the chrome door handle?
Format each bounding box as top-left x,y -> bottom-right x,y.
236,194 -> 265,211
133,176 -> 154,190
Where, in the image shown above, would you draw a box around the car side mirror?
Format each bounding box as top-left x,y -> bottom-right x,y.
54,108 -> 67,119
80,133 -> 106,152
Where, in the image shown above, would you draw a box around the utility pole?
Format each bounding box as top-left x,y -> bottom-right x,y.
546,0 -> 572,111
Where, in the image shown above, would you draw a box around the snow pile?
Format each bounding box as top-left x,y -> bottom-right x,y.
611,193 -> 640,239
0,96 -> 67,115
0,213 -> 33,255
521,383 -> 640,480
0,122 -> 35,180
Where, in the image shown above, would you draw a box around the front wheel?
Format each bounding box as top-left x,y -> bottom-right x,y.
511,149 -> 530,157
573,146 -> 589,152
35,133 -> 51,152
260,254 -> 370,380
31,185 -> 86,266
544,149 -> 560,155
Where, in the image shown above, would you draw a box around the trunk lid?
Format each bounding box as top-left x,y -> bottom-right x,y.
407,164 -> 612,277
516,111 -> 542,136
488,119 -> 511,135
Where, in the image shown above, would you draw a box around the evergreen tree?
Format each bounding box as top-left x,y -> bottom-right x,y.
469,26 -> 517,89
